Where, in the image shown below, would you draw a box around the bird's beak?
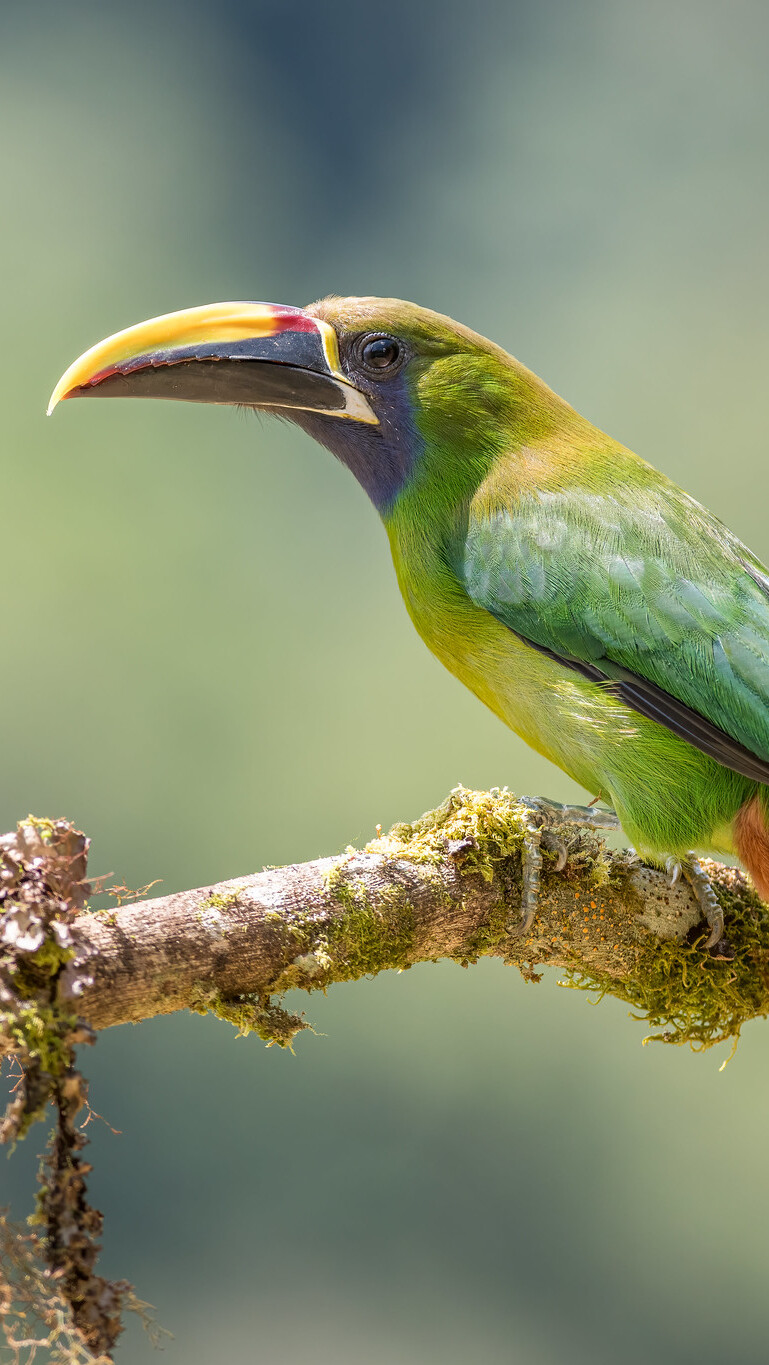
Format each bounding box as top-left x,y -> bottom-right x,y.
47,301 -> 379,424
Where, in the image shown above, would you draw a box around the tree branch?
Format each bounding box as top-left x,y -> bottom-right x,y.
3,786 -> 769,1361
18,785 -> 769,1052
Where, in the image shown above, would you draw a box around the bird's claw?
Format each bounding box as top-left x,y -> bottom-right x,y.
520,796 -> 620,832
665,854 -> 727,950
519,808 -> 727,952
679,854 -> 726,951
517,814 -> 542,936
552,841 -> 569,873
512,796 -> 619,937
666,856 -> 682,888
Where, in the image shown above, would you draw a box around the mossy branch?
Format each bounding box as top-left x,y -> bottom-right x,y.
3,787 -> 769,1361
3,786 -> 766,1060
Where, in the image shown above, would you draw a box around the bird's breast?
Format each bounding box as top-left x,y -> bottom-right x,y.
386,527 -> 608,788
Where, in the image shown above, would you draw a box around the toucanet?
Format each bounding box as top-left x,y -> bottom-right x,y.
49,296 -> 769,948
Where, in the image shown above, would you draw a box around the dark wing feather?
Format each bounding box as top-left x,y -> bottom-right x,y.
523,635 -> 769,783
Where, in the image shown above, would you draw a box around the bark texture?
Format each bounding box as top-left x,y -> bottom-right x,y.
4,786 -> 768,1362
2,786 -> 763,1052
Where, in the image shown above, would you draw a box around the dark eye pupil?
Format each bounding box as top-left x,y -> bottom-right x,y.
362,337 -> 400,369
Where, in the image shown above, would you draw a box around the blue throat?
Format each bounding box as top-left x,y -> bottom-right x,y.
292,374 -> 422,515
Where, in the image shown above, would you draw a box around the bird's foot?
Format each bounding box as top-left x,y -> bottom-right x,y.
520,796 -> 620,833
666,853 -> 729,954
517,810 -> 543,936
512,796 -> 620,937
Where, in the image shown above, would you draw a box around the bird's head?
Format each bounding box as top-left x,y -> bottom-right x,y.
49,295 -> 567,514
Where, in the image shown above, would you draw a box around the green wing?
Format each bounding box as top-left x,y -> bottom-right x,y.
458,484 -> 769,780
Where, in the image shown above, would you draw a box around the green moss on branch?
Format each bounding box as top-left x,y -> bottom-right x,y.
562,860 -> 769,1048
189,983 -> 309,1048
10,787 -> 769,1057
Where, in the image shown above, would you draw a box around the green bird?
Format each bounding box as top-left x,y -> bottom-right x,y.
49,296 -> 769,947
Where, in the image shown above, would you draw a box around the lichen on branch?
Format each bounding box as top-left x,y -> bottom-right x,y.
2,789 -> 769,1361
4,786 -> 763,1056
0,818 -> 132,1360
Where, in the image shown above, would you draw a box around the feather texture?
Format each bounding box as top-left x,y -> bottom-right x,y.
458,485 -> 769,777
306,295 -> 769,880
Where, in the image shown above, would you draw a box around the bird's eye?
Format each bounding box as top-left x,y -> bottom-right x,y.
359,335 -> 403,374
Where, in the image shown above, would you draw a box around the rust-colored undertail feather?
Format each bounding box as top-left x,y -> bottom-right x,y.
734,794 -> 769,902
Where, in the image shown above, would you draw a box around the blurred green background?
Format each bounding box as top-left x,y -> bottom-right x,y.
4,2 -> 769,1361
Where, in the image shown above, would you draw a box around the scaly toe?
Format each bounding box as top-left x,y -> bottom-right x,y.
515,813 -> 543,937
680,854 -> 725,950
